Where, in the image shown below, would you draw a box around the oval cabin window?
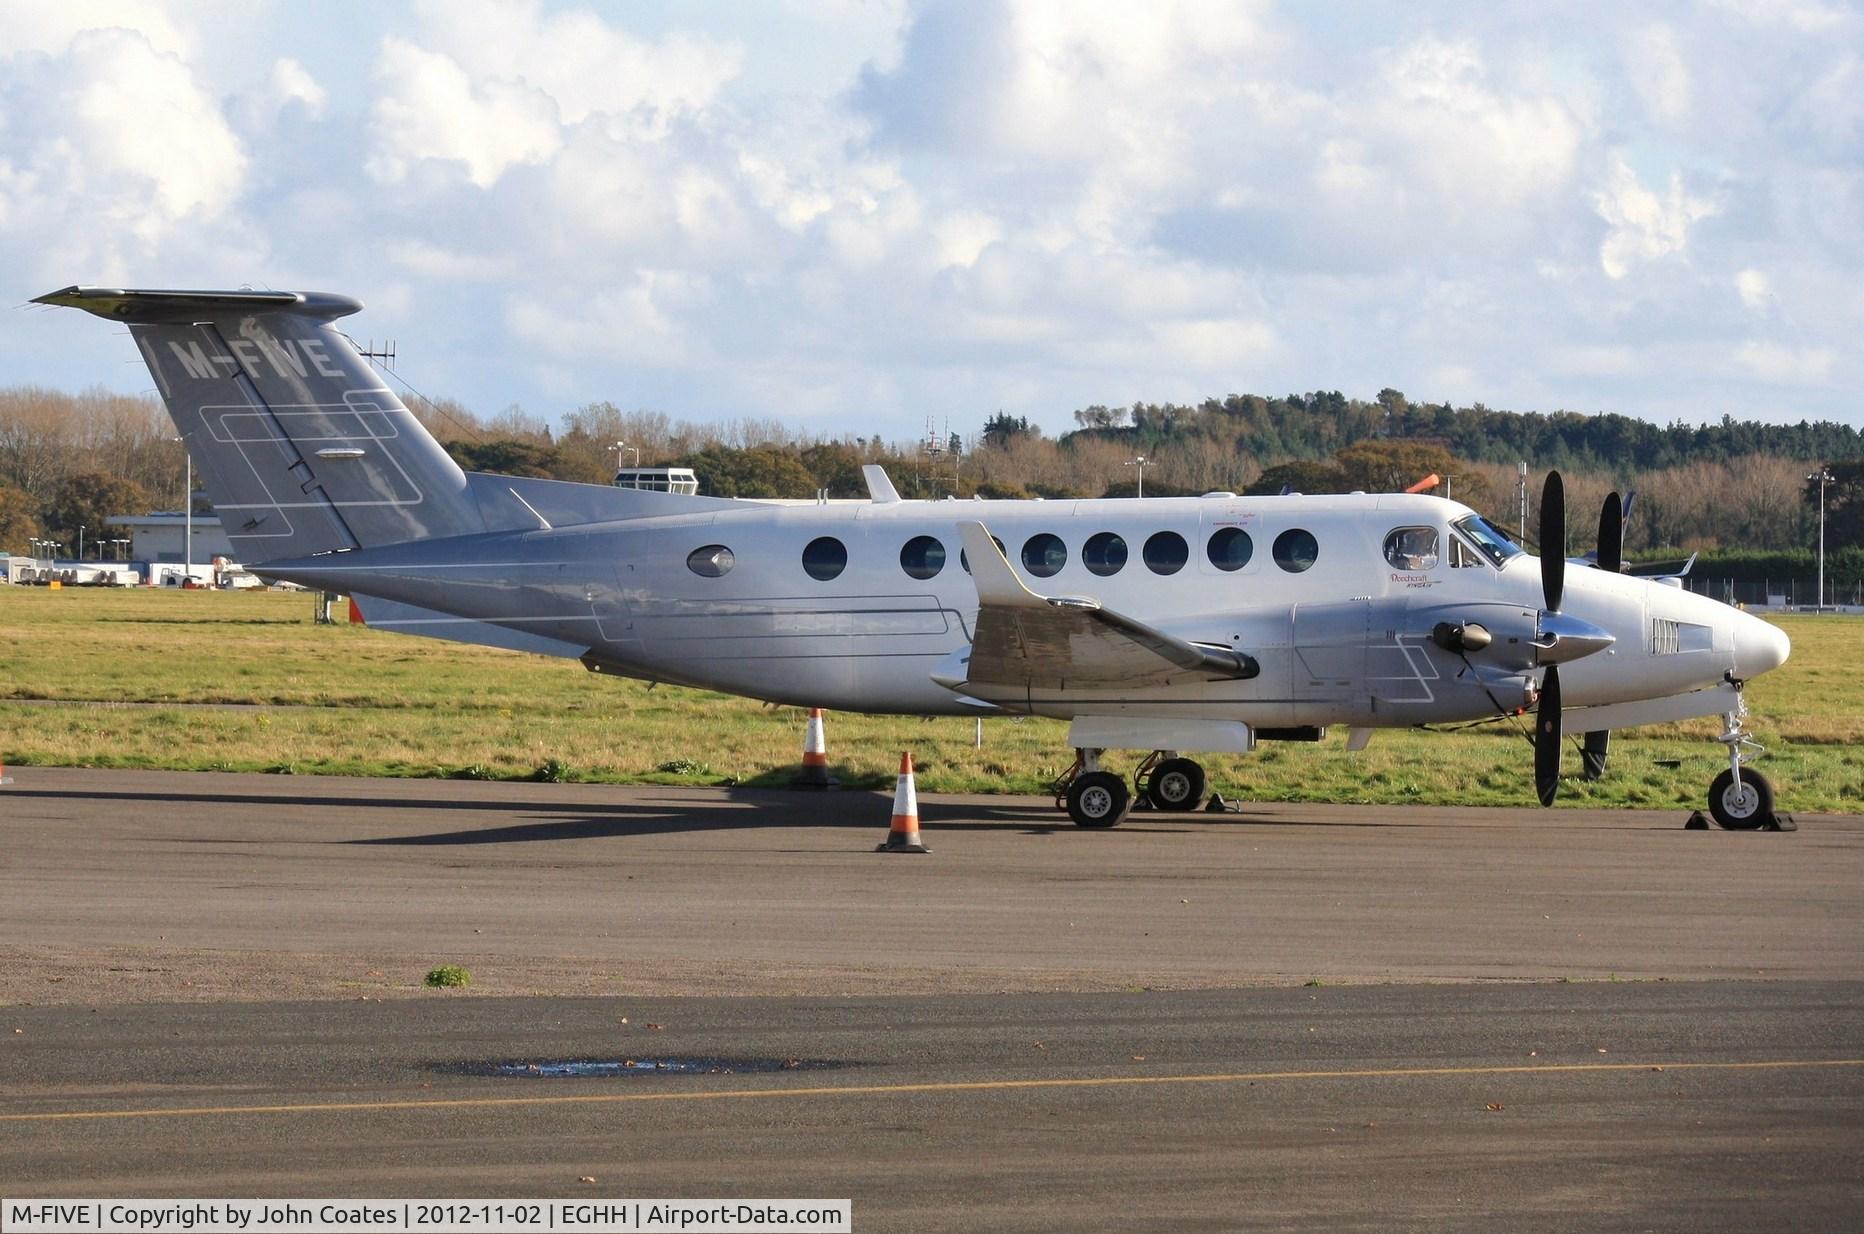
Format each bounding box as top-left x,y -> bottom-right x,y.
1083,532 -> 1127,576
686,545 -> 735,578
900,535 -> 946,580
1143,531 -> 1188,575
1206,527 -> 1253,572
1273,528 -> 1319,573
1021,533 -> 1067,578
802,536 -> 847,581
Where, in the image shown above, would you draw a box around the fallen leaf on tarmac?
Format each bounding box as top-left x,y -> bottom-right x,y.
647,1023 -> 664,1031
580,1177 -> 596,1185
1131,1055 -> 1147,1061
619,1017 -> 630,1024
1034,1041 -> 1046,1049
1597,1048 -> 1608,1054
1650,1066 -> 1664,1072
1485,1103 -> 1505,1112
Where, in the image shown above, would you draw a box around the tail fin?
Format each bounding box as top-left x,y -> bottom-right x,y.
34,286 -> 484,563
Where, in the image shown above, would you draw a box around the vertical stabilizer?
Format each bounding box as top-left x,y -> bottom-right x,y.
34,286 -> 484,562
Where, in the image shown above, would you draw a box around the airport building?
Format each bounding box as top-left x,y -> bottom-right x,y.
103,511 -> 236,565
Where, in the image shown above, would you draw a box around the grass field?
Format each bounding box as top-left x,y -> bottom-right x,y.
1,587 -> 1857,813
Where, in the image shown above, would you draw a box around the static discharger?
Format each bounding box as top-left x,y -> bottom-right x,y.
877,751 -> 929,853
790,707 -> 840,789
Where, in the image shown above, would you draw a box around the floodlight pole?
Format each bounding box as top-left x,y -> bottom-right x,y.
1125,455 -> 1148,499
1808,469 -> 1835,611
174,436 -> 193,585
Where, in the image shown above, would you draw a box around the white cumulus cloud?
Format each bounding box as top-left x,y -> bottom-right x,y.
366,38 -> 562,188
1593,155 -> 1718,279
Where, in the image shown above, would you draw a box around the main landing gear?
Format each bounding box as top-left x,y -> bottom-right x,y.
1053,749 -> 1210,827
1706,688 -> 1778,831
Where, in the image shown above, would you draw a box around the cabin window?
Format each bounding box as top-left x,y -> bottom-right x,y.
1273,528 -> 1319,573
900,535 -> 946,580
1083,531 -> 1127,576
802,536 -> 847,581
1206,526 -> 1253,572
1383,526 -> 1439,570
1021,533 -> 1067,578
1143,531 -> 1189,575
959,536 -> 1007,574
686,545 -> 735,578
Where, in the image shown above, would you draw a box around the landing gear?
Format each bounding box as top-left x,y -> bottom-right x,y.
1142,755 -> 1207,812
1053,749 -> 1132,827
1066,771 -> 1130,828
1708,767 -> 1774,830
1707,687 -> 1779,831
1052,746 -> 1214,826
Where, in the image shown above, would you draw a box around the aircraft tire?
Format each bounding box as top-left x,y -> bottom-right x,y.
1145,758 -> 1207,812
1708,768 -> 1774,831
1067,771 -> 1130,828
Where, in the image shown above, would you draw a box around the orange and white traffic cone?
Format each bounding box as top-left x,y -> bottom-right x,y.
876,751 -> 929,853
0,759 -> 11,786
790,707 -> 840,789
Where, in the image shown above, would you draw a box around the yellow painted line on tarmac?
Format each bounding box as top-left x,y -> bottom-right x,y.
4,1057 -> 1861,1125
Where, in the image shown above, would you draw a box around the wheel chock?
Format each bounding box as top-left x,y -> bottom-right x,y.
1684,811 -> 1711,830
1763,812 -> 1797,833
1205,793 -> 1229,813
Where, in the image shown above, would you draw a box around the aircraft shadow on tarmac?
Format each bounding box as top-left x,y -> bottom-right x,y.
8,785 -> 1683,846
10,784 -> 1204,843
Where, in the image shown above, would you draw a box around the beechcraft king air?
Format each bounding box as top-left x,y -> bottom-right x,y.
37,286 -> 1794,829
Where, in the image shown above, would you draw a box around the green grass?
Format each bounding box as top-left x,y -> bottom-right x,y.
0,587 -> 1857,812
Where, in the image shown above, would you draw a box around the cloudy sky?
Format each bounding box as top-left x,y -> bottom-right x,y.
5,0 -> 1861,439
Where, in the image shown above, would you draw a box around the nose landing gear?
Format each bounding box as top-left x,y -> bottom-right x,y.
1705,687 -> 1780,831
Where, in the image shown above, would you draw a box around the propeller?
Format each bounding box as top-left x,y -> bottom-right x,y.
1536,470 -> 1567,806
1535,657 -> 1563,806
1579,490 -> 1624,776
1542,470 -> 1565,612
1597,491 -> 1623,574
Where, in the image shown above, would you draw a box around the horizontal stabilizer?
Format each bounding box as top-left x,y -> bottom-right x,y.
36,285 -> 483,564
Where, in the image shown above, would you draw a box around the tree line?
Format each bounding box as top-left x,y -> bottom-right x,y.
1,385 -> 1858,577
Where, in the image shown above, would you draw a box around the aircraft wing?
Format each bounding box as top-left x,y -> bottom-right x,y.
952,522 -> 1258,690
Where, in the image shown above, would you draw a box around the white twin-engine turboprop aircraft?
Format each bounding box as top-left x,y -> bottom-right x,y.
38,286 -> 1793,829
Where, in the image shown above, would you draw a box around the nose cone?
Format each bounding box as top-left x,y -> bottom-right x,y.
1733,614 -> 1791,679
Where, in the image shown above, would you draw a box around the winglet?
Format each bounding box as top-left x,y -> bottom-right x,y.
863,465 -> 901,503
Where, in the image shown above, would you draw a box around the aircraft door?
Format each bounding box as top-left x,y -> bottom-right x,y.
1292,600 -> 1370,710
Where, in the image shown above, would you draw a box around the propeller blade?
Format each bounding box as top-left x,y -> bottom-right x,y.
1541,470 -> 1566,612
1581,729 -> 1609,781
1597,491 -> 1623,574
1535,665 -> 1562,807
1621,491 -> 1636,526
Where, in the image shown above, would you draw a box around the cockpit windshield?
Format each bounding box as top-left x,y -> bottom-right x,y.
1452,514 -> 1524,568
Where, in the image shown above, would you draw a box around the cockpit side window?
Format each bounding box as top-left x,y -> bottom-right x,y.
1383,526 -> 1439,570
1449,536 -> 1484,568
1452,515 -> 1523,568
